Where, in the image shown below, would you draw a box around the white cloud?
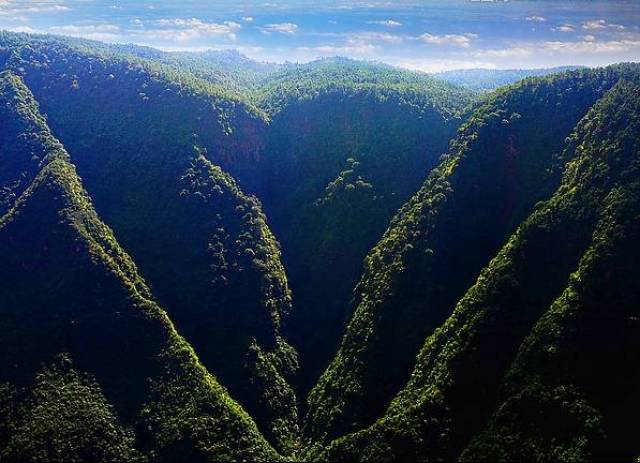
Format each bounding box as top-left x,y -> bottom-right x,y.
24,4 -> 69,13
49,24 -> 121,41
525,15 -> 547,22
544,38 -> 640,54
394,58 -> 495,73
553,24 -> 575,33
474,37 -> 640,62
583,19 -> 607,30
583,19 -> 625,31
260,22 -> 298,35
367,19 -> 402,27
420,32 -> 475,48
137,18 -> 241,41
50,24 -> 119,33
242,16 -> 253,22
0,1 -> 70,17
347,31 -> 403,45
474,46 -> 533,59
296,43 -> 378,59
6,25 -> 35,33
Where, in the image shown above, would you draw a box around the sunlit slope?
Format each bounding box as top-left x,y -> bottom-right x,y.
461,77 -> 640,463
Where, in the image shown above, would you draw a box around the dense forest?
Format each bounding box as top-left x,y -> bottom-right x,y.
0,32 -> 639,462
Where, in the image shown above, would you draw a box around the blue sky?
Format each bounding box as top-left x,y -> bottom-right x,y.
1,1 -> 639,71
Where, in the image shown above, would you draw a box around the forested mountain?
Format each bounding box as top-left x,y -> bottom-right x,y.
0,34 -> 282,92
0,31 -> 299,454
304,65 -> 625,443
0,71 -> 279,461
242,58 -> 475,393
110,46 -> 284,91
307,68 -> 640,462
1,31 -> 639,462
434,66 -> 585,92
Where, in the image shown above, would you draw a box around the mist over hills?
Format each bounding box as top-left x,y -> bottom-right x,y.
434,66 -> 588,92
0,31 -> 639,462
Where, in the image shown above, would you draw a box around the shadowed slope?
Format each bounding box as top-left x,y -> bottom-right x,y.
254,60 -> 475,392
0,71 -> 281,462
0,33 -> 298,453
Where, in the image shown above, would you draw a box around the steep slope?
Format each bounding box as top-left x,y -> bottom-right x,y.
253,59 -> 475,391
0,71 -> 281,461
311,72 -> 640,462
0,32 -> 297,453
1,33 -> 477,401
461,79 -> 640,462
305,66 -> 626,443
0,68 -> 51,216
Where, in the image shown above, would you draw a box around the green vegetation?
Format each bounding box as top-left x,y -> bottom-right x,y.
1,31 -> 639,463
0,32 -> 298,453
251,59 -> 475,392
0,70 -> 280,461
305,72 -> 640,461
1,356 -> 142,463
305,66 -> 626,444
461,78 -> 640,462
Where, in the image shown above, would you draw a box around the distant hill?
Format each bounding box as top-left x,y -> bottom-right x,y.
434,66 -> 586,92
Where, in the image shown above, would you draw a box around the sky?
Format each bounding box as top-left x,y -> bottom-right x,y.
1,0 -> 639,72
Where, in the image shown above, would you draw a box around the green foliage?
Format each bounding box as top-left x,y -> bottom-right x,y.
305,65 -> 628,445
0,34 -> 477,400
56,39 -> 283,92
463,81 -> 640,462
247,59 -> 476,392
0,32 -> 298,453
2,31 -> 640,463
178,153 -> 298,451
0,70 -> 64,216
310,73 -> 640,462
1,355 -> 142,463
0,72 -> 281,462
256,58 -> 473,117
